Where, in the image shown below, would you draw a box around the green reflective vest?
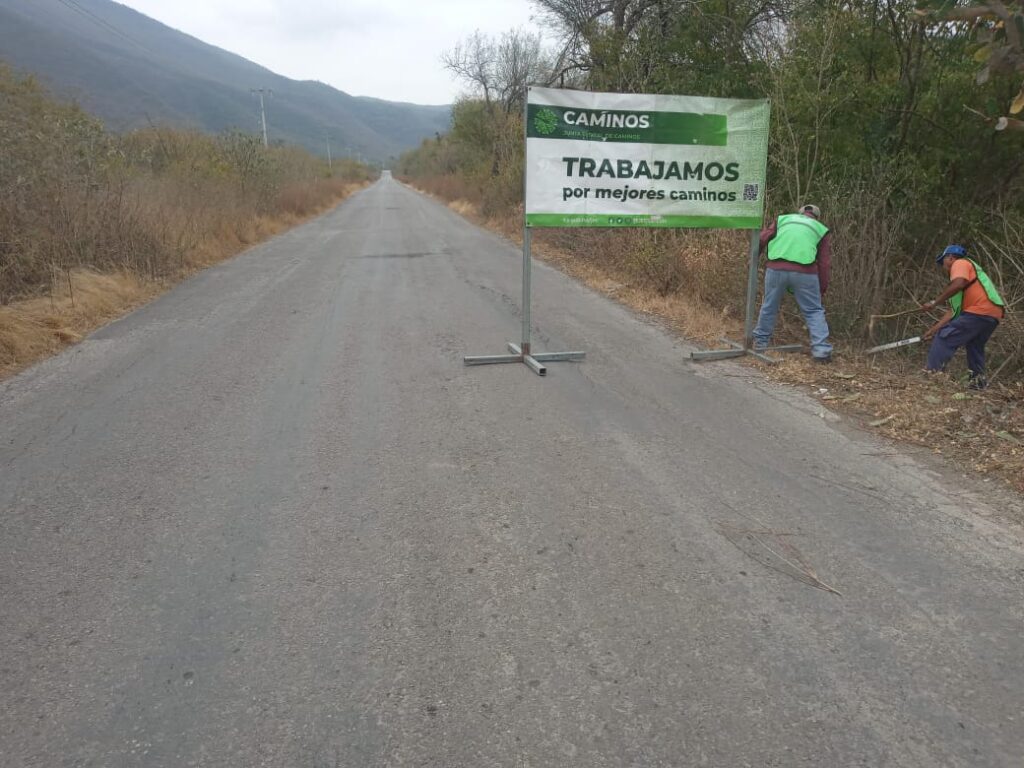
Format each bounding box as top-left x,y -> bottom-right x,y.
950,258 -> 1006,318
766,213 -> 829,265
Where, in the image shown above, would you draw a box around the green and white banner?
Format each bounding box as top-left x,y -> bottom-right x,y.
525,87 -> 770,229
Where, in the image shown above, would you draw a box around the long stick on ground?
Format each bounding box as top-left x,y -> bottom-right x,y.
870,308 -> 920,321
868,307 -> 922,337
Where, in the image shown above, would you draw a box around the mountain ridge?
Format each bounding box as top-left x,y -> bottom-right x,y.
0,0 -> 451,162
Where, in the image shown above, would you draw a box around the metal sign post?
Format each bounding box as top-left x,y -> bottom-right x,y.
689,229 -> 802,363
464,92 -> 586,377
463,218 -> 587,376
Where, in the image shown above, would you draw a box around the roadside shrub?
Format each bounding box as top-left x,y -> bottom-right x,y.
0,64 -> 374,304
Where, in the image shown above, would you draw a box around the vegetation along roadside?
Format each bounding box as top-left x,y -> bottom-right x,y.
393,0 -> 1024,494
0,64 -> 375,377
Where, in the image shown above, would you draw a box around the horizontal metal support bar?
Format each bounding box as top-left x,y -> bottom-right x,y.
463,345 -> 586,374
719,338 -> 802,354
463,354 -> 523,366
530,351 -> 586,362
523,355 -> 547,376
691,347 -> 782,364
690,349 -> 746,362
700,336 -> 788,364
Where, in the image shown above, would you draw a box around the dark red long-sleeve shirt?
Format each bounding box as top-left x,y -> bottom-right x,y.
760,217 -> 832,294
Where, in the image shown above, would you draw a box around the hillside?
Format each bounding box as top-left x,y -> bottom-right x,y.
0,0 -> 451,162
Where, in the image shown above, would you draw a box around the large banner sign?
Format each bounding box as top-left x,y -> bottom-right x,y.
525,87 -> 770,229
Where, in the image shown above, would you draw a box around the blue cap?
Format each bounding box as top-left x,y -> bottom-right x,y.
936,244 -> 966,264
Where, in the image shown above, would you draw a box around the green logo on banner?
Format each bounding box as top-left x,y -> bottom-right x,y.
527,104 -> 728,146
534,108 -> 559,135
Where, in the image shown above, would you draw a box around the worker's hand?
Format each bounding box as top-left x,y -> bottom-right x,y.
920,299 -> 937,311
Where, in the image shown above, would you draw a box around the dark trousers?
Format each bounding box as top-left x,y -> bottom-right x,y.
926,312 -> 999,376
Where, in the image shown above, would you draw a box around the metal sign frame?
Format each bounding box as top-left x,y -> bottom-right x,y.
464,87 -> 792,376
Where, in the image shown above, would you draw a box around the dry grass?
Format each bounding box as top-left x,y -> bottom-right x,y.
447,199 -> 478,218
764,355 -> 1024,492
416,187 -> 1024,496
0,269 -> 160,375
531,236 -> 739,345
0,182 -> 365,378
1,69 -> 377,377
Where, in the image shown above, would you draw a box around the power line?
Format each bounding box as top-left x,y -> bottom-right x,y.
63,0 -> 146,49
55,0 -> 150,53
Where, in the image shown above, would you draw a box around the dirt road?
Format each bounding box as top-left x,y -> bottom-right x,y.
2,175 -> 1022,767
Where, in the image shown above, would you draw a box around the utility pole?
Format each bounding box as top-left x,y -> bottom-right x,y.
250,88 -> 272,147
325,129 -> 333,171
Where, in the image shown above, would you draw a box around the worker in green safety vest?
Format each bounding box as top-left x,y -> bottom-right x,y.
753,204 -> 833,361
919,244 -> 1006,389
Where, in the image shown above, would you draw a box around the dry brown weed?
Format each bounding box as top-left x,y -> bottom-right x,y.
0,183 -> 367,378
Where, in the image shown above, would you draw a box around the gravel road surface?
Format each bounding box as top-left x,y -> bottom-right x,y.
2,175 -> 1022,767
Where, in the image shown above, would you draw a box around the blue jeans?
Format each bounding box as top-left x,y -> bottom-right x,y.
753,268 -> 832,358
926,312 -> 999,376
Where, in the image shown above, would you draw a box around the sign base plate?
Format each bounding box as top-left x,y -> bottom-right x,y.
464,342 -> 586,377
690,338 -> 802,365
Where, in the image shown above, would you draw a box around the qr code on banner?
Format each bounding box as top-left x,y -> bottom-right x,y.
743,183 -> 760,201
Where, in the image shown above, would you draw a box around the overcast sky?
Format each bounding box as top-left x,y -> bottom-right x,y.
117,0 -> 539,105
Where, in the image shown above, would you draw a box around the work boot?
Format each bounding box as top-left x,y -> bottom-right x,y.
968,375 -> 988,391
812,355 -> 833,364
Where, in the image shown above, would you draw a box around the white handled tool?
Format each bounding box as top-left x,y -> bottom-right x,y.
866,336 -> 922,354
